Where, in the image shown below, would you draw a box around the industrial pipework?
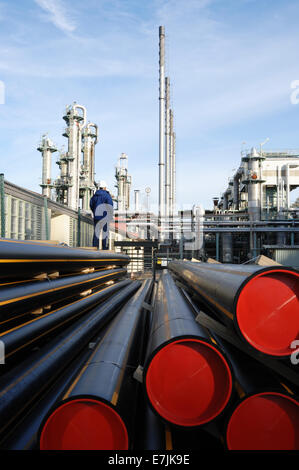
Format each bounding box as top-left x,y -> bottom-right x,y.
115,153 -> 132,212
144,271 -> 233,427
39,102 -> 99,210
39,280 -> 152,450
81,122 -> 98,211
62,103 -> 87,210
0,280 -> 140,439
213,337 -> 299,450
0,238 -> 129,279
0,279 -> 131,360
169,260 -> 299,358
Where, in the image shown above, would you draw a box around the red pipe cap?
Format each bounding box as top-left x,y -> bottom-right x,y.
236,269 -> 299,356
145,338 -> 232,426
227,392 -> 299,450
40,399 -> 129,450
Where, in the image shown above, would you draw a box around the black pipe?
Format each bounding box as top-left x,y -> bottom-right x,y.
133,279 -> 168,451
169,260 -> 299,358
134,398 -> 168,450
39,279 -> 152,450
0,238 -> 129,278
0,279 -> 132,361
212,337 -> 299,450
0,280 -> 140,438
0,324 -> 112,450
0,267 -> 127,319
180,286 -> 299,449
0,349 -> 91,449
169,425 -> 223,450
143,270 -> 233,428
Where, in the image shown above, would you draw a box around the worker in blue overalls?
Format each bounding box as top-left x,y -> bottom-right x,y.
90,180 -> 113,250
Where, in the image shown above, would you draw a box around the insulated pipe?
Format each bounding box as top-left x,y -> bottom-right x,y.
168,260 -> 299,358
222,232 -> 233,263
143,271 -> 233,427
227,391 -> 299,450
39,279 -> 152,450
286,163 -> 290,211
214,337 -> 299,450
247,147 -> 261,221
0,280 -> 140,438
134,190 -> 140,212
136,401 -> 168,451
0,238 -> 129,279
223,190 -> 229,210
0,267 -> 126,318
0,279 -> 131,360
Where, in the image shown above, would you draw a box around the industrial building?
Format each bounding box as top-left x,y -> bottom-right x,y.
203,148 -> 299,266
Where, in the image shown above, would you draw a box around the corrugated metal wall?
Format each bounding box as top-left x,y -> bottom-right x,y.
273,249 -> 299,269
1,180 -> 93,247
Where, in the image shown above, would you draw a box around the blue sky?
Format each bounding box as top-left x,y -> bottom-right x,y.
1,0 -> 299,210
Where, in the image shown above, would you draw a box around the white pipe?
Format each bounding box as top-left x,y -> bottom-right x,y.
38,135 -> 57,198
134,190 -> 140,212
73,104 -> 87,128
286,163 -> 290,210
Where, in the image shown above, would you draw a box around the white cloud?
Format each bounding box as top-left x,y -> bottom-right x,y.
35,0 -> 76,33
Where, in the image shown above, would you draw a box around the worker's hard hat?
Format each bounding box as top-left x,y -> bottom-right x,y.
98,180 -> 107,189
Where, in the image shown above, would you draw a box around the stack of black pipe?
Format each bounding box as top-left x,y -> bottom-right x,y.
1,243 -> 299,451
166,260 -> 299,450
0,239 -> 150,448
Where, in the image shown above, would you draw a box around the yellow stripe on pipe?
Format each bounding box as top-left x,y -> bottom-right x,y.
0,258 -> 125,263
0,271 -> 123,308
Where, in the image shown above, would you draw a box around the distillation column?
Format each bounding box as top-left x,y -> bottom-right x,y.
242,147 -> 264,222
38,135 -> 57,198
115,153 -> 131,212
63,103 -> 87,210
55,151 -> 69,205
81,123 -> 98,211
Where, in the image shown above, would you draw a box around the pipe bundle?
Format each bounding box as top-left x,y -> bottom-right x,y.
39,280 -> 152,450
0,249 -> 298,450
0,240 -> 135,446
0,238 -> 129,279
169,260 -> 299,358
167,261 -> 299,450
143,271 -> 233,427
